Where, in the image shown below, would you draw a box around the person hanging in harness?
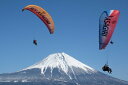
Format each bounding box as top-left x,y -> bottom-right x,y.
33,40 -> 37,46
102,64 -> 112,74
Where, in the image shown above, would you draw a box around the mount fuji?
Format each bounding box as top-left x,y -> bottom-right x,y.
0,52 -> 128,85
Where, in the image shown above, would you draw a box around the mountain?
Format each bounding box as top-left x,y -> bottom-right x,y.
0,52 -> 128,85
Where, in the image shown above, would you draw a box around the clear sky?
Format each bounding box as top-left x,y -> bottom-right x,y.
0,0 -> 128,81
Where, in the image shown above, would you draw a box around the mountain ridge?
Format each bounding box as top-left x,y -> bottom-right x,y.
0,52 -> 128,85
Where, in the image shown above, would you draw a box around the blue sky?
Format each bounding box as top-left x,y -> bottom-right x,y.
0,0 -> 128,81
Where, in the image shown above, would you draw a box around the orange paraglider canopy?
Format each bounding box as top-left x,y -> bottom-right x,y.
22,5 -> 54,34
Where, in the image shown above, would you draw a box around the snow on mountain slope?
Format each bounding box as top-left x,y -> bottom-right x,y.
22,52 -> 97,75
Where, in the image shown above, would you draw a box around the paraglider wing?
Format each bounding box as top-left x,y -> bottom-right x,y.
99,10 -> 120,50
22,5 -> 54,34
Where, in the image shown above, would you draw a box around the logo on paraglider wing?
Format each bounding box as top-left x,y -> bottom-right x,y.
30,7 -> 51,25
102,16 -> 114,36
30,7 -> 35,11
41,14 -> 51,24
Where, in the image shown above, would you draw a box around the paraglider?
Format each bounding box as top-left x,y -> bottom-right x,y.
99,10 -> 120,73
102,64 -> 112,74
99,10 -> 120,50
33,40 -> 37,46
22,5 -> 55,46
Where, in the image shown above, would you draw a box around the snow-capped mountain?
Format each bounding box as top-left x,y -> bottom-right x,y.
23,52 -> 96,75
0,52 -> 128,85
